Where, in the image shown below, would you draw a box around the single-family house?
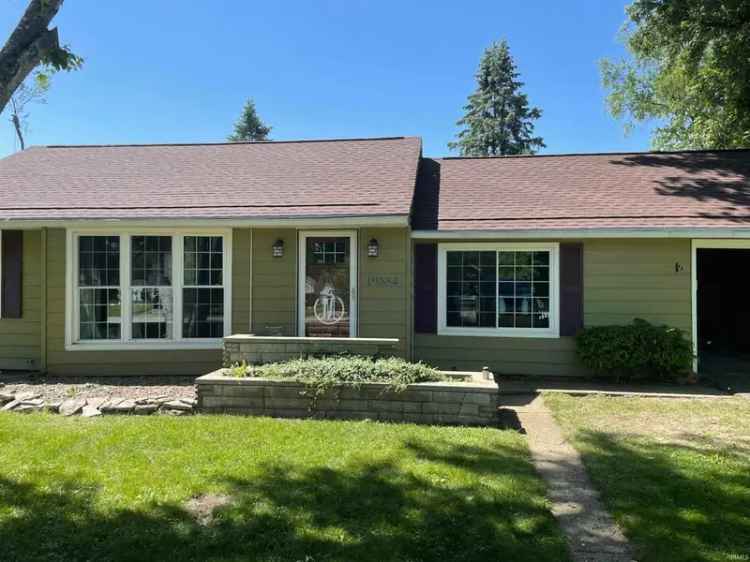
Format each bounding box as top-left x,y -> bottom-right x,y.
0,137 -> 748,376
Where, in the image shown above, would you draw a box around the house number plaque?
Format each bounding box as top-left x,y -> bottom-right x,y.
366,274 -> 402,288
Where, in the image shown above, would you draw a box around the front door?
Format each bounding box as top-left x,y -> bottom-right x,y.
298,231 -> 357,337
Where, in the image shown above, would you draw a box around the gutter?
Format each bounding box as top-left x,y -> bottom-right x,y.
0,214 -> 410,230
411,227 -> 750,240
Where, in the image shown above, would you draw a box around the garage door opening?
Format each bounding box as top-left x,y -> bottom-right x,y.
696,248 -> 750,386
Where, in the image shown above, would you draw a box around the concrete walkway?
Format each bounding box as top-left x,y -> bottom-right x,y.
504,394 -> 635,562
498,378 -> 729,398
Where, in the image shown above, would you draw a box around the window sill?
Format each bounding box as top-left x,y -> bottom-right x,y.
437,327 -> 559,339
64,340 -> 223,352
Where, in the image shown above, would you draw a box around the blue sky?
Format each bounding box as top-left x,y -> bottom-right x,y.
0,0 -> 653,158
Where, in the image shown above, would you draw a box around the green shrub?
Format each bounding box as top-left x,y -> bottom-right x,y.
232,355 -> 445,404
576,318 -> 694,381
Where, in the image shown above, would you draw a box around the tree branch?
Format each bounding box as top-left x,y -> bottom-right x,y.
0,0 -> 65,114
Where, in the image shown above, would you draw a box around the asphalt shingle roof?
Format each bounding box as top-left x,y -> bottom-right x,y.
3,138 -> 749,232
0,137 -> 422,221
412,150 -> 750,231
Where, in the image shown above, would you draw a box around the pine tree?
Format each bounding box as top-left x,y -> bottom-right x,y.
449,40 -> 544,156
228,99 -> 272,142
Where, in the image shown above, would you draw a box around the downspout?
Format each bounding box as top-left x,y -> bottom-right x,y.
406,227 -> 414,361
248,228 -> 253,333
40,227 -> 47,373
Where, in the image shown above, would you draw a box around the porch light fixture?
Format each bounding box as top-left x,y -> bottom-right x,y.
368,238 -> 379,257
272,239 -> 284,257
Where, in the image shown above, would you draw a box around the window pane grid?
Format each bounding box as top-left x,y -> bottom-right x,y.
75,233 -> 227,345
184,236 -> 224,287
446,251 -> 497,328
496,251 -> 550,329
78,236 -> 121,341
446,249 -> 552,331
131,236 -> 173,340
310,239 -> 347,265
183,236 -> 224,338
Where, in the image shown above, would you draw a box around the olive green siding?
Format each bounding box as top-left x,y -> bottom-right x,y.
232,228 -> 252,334
358,228 -> 410,358
2,228 -> 691,378
583,239 -> 692,333
44,228 -> 255,376
415,334 -> 580,375
414,238 -> 692,376
251,229 -> 297,336
0,230 -> 42,370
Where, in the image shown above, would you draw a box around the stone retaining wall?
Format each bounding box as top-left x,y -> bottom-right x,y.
197,370 -> 499,426
223,335 -> 400,366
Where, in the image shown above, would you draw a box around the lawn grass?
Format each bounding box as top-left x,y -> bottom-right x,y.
0,413 -> 568,562
545,394 -> 750,562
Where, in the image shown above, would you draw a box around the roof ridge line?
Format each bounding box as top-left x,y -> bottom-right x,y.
435,147 -> 750,160
38,136 -> 417,149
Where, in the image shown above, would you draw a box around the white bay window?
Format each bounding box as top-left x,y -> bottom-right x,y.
66,230 -> 231,350
437,243 -> 560,338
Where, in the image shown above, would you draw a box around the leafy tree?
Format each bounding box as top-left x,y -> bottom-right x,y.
449,39 -> 544,156
602,0 -> 750,150
0,0 -> 81,116
228,99 -> 272,142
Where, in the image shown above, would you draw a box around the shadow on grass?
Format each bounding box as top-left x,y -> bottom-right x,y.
0,437 -> 567,562
572,430 -> 750,562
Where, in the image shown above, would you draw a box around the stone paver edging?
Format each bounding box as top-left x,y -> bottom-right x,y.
0,382 -> 196,417
505,394 -> 635,562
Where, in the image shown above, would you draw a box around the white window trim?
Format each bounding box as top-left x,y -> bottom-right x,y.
437,242 -> 560,338
65,228 -> 232,351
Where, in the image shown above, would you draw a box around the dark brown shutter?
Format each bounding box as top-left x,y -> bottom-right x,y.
1,230 -> 23,319
559,242 -> 583,336
414,243 -> 437,333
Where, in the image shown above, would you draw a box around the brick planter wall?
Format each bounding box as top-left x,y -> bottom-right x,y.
196,370 -> 499,426
223,335 -> 400,366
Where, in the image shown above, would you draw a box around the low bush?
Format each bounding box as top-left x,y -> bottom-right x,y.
576,318 -> 694,381
230,355 -> 446,401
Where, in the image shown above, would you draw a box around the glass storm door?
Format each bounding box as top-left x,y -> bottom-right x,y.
298,231 -> 357,337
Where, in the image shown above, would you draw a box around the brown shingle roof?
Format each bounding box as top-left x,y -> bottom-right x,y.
0,137 -> 422,221
412,150 -> 750,231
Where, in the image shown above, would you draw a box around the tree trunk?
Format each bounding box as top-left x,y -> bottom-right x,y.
0,0 -> 64,115
9,97 -> 25,150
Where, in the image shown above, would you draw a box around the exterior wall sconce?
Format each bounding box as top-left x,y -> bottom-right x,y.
368,238 -> 380,257
272,239 -> 284,257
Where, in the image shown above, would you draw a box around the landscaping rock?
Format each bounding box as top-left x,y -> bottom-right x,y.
59,398 -> 87,417
1,399 -> 20,412
81,404 -> 102,417
15,403 -> 43,413
112,399 -> 136,413
163,400 -> 193,412
45,400 -> 63,413
86,397 -> 107,409
136,395 -> 171,405
0,391 -> 15,405
160,408 -> 191,416
133,404 -> 158,415
15,391 -> 41,402
99,399 -> 120,413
